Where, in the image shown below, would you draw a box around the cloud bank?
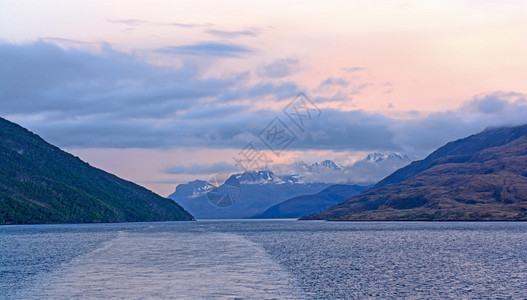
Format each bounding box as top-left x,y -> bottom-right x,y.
1,41 -> 526,159
157,42 -> 253,57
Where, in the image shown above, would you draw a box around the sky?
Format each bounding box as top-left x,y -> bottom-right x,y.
1,0 -> 526,196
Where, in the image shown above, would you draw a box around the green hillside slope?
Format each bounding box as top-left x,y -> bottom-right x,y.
0,117 -> 193,224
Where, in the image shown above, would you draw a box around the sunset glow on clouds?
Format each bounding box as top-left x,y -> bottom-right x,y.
1,0 -> 526,195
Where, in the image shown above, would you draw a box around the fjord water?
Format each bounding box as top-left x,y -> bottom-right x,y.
1,221 -> 526,299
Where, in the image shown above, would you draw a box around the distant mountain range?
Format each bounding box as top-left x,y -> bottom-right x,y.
0,117 -> 193,224
169,170 -> 330,219
365,152 -> 409,163
281,153 -> 411,185
297,159 -> 344,171
254,184 -> 370,219
169,154 -> 409,219
303,124 -> 527,221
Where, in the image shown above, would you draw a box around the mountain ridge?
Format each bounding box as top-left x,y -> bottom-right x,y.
0,117 -> 194,224
169,153 -> 411,219
254,184 -> 371,219
375,125 -> 527,188
302,124 -> 527,221
169,170 -> 329,219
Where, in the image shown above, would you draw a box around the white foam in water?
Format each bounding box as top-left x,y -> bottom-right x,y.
20,231 -> 304,299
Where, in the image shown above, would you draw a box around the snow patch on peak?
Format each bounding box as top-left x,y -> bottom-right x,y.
313,160 -> 343,170
238,170 -> 276,184
365,152 -> 409,163
293,160 -> 344,172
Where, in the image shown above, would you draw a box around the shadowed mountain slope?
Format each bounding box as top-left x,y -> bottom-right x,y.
0,117 -> 193,224
302,125 -> 527,221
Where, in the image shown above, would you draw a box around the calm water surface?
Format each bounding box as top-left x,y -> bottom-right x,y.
1,220 -> 526,299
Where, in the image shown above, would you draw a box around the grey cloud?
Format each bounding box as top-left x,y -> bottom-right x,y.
157,42 -> 254,57
2,41 -> 527,159
163,162 -> 237,175
279,93 -> 527,155
108,19 -> 210,28
205,28 -> 259,38
182,104 -> 247,119
467,92 -> 524,114
109,19 -> 146,26
342,67 -> 366,72
272,153 -> 411,185
38,37 -> 93,47
345,155 -> 411,184
292,109 -> 400,151
7,92 -> 527,156
475,97 -> 506,114
0,42 -> 233,119
315,91 -> 349,103
351,83 -> 371,95
213,80 -> 299,104
392,98 -> 527,156
256,58 -> 299,78
319,77 -> 350,87
248,82 -> 298,100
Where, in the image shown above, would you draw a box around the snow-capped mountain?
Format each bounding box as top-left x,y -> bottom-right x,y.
312,160 -> 344,170
168,152 -> 412,219
293,160 -> 343,172
169,180 -> 214,199
365,152 -> 409,163
347,152 -> 412,184
278,153 -> 412,185
234,170 -> 295,184
168,170 -> 329,219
